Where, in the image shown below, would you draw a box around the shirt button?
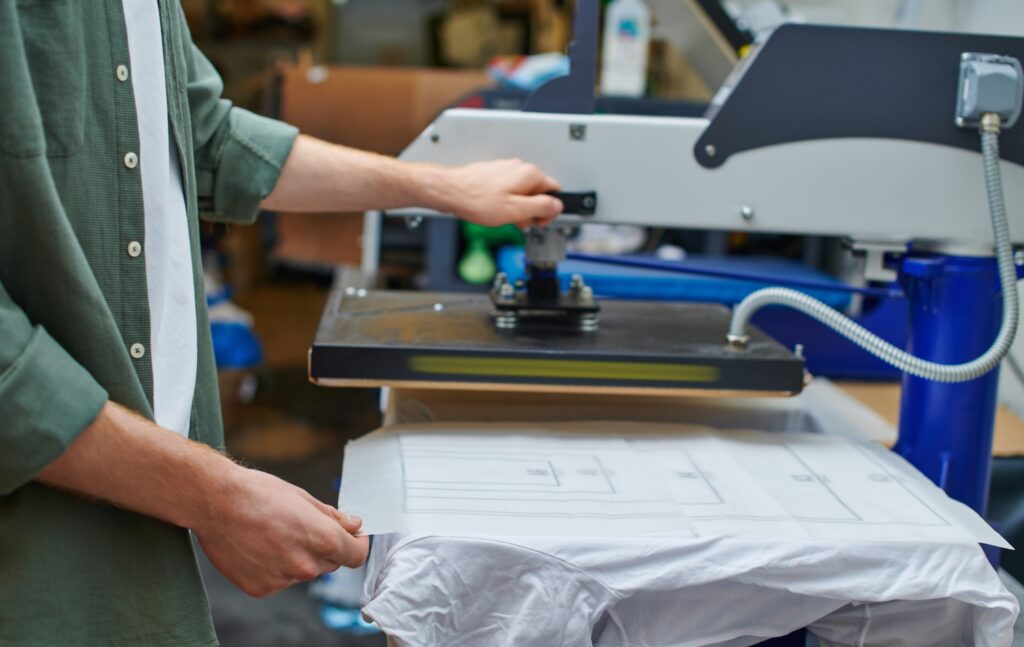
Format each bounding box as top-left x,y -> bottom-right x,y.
124,152 -> 138,169
129,343 -> 146,359
115,64 -> 129,82
127,241 -> 142,258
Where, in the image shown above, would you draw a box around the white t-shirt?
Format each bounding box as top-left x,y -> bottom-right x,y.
362,533 -> 1017,647
123,1 -> 197,437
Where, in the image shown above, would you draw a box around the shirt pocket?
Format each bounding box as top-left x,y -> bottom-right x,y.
3,0 -> 86,158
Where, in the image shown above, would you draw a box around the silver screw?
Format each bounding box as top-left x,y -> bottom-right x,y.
740,205 -> 755,222
570,274 -> 585,292
579,313 -> 599,332
704,144 -> 717,157
495,313 -> 518,329
356,288 -> 368,298
499,283 -> 516,301
345,287 -> 356,296
1015,250 -> 1024,267
433,303 -> 444,312
581,286 -> 594,302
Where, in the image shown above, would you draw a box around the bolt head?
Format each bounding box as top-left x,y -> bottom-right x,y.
740,205 -> 755,221
726,334 -> 750,349
704,144 -> 717,157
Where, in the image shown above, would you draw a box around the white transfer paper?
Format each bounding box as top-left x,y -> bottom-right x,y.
339,421 -> 1009,548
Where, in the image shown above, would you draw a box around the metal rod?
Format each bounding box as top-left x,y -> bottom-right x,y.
565,252 -> 904,299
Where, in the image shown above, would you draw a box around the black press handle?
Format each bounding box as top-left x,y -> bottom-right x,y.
548,191 -> 597,216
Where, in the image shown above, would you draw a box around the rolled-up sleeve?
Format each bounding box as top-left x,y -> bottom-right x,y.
0,282 -> 108,495
178,8 -> 297,225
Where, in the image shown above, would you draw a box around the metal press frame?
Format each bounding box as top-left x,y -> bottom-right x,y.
384,2 -> 1024,519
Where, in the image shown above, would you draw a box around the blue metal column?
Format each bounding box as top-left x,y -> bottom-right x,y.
894,254 -> 1003,515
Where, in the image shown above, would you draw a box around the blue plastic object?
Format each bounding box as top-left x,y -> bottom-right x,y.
206,288 -> 263,370
210,321 -> 263,370
894,254 -> 1003,516
318,605 -> 381,635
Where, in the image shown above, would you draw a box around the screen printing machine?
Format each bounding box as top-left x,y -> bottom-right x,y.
309,2 -> 1024,645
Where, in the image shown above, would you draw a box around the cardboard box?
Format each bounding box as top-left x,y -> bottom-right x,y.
272,65 -> 492,267
272,64 -> 491,266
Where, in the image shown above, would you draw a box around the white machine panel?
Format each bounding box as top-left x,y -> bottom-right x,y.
399,109 -> 1024,246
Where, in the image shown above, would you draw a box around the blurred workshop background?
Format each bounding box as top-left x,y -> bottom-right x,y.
178,1 -> 1024,645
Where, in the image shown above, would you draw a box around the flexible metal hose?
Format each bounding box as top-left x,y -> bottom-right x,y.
727,117 -> 1019,383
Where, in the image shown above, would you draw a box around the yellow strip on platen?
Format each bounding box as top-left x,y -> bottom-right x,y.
408,355 -> 720,383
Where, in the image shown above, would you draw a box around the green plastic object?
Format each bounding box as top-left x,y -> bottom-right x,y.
458,222 -> 524,285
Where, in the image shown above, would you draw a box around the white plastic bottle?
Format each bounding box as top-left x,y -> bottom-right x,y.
600,0 -> 652,97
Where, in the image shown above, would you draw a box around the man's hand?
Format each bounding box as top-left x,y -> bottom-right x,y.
38,402 -> 368,599
437,159 -> 564,227
195,467 -> 368,598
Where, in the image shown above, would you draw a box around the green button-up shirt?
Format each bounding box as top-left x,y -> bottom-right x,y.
0,1 -> 298,644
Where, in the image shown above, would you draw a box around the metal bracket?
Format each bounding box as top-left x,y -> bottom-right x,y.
489,225 -> 600,332
850,240 -> 906,283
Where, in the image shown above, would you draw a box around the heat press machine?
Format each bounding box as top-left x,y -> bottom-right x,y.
311,0 -> 1024,521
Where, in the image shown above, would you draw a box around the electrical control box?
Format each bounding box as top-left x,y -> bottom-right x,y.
956,52 -> 1024,129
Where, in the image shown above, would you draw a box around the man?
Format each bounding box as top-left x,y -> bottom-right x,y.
0,1 -> 563,645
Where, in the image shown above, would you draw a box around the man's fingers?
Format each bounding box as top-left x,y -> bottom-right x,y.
537,174 -> 561,193
321,524 -> 370,569
507,194 -> 563,224
331,507 -> 363,533
311,499 -> 362,534
294,488 -> 360,529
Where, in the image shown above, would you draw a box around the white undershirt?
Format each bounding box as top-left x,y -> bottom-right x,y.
123,1 -> 197,437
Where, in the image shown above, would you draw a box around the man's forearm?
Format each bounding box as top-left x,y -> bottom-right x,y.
37,401 -> 368,596
261,135 -> 450,214
37,401 -> 238,530
261,134 -> 563,227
